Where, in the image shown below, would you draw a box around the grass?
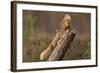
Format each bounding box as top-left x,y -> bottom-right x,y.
23,30 -> 91,62
23,11 -> 91,62
23,31 -> 55,62
63,36 -> 91,60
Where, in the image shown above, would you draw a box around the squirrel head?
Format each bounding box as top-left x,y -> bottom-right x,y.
63,14 -> 71,25
60,14 -> 71,31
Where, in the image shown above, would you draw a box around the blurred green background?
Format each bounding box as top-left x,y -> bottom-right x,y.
23,10 -> 91,62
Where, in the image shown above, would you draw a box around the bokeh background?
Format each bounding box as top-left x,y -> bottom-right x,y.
23,10 -> 91,62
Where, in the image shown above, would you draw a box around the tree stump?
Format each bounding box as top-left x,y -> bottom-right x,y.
48,30 -> 76,61
40,14 -> 75,61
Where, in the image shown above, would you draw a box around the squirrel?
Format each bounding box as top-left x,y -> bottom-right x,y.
40,14 -> 71,60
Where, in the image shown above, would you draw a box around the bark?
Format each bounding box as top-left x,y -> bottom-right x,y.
40,30 -> 61,60
48,30 -> 76,61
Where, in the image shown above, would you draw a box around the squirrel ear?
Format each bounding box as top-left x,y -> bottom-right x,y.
56,29 -> 58,32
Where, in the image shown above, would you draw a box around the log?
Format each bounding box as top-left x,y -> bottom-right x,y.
48,30 -> 76,61
40,14 -> 72,60
40,30 -> 61,60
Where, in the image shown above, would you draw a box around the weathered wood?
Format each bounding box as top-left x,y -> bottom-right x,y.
48,30 -> 76,61
40,30 -> 61,60
40,14 -> 72,60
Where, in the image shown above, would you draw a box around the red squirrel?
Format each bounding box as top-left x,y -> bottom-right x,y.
40,15 -> 71,60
